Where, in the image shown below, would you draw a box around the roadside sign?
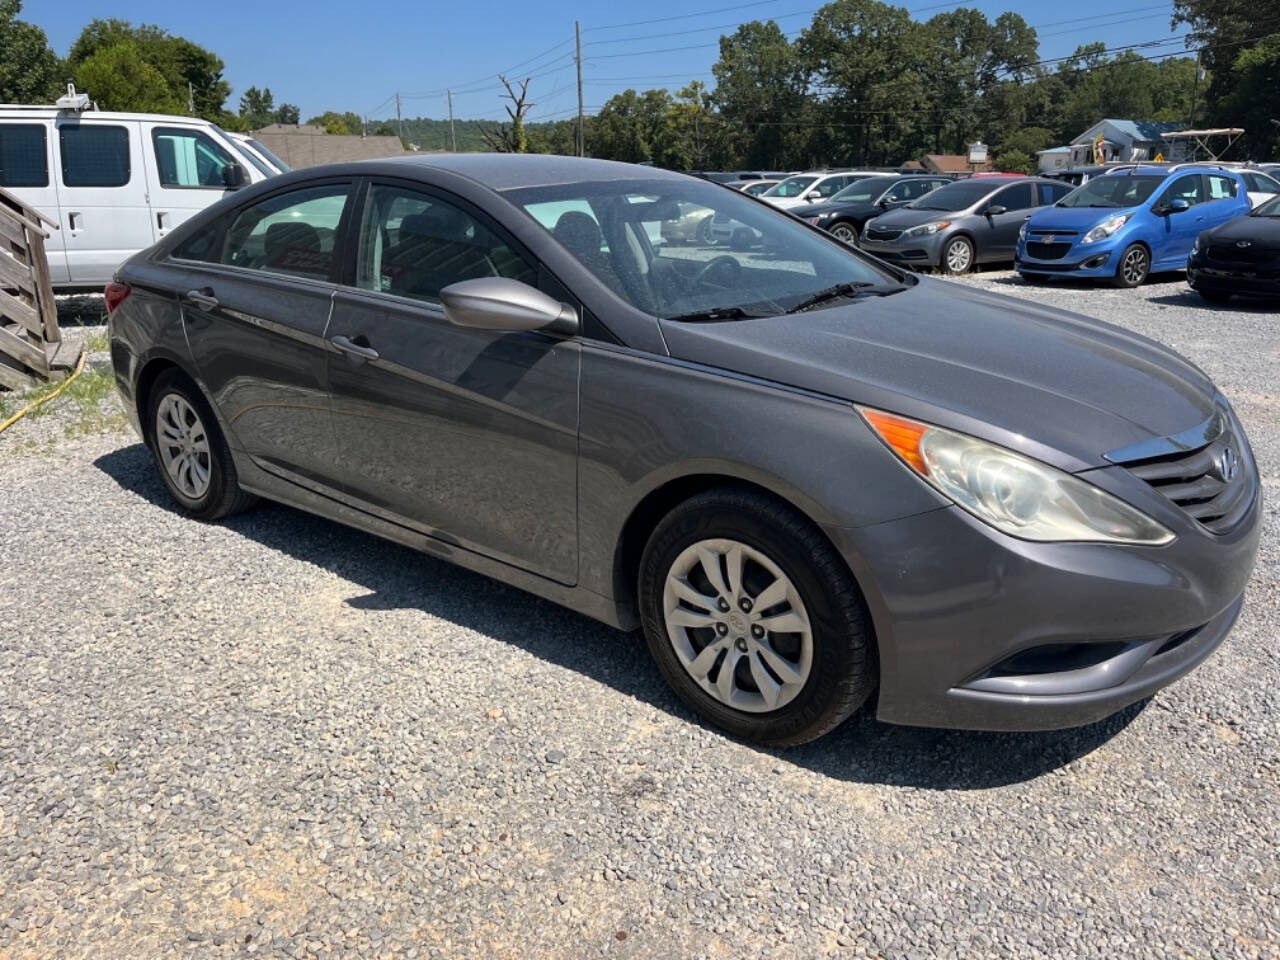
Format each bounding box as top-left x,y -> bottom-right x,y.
967,142 -> 988,164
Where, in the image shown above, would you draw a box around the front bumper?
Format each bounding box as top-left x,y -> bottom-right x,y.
824,468 -> 1261,731
1187,252 -> 1280,298
1015,239 -> 1118,279
859,231 -> 946,268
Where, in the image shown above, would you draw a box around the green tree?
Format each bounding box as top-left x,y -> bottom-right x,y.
68,19 -> 231,119
307,111 -> 364,135
995,148 -> 1036,174
998,126 -> 1057,156
73,41 -> 185,114
239,85 -> 276,129
590,88 -> 675,163
665,82 -> 732,170
0,0 -> 63,104
712,21 -> 807,168
274,102 -> 300,125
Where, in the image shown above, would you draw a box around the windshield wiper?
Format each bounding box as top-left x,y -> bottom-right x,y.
664,305 -> 770,323
784,281 -> 886,314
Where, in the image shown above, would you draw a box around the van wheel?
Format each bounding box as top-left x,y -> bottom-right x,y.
637,487 -> 875,747
941,236 -> 974,275
147,369 -> 257,520
1113,244 -> 1150,288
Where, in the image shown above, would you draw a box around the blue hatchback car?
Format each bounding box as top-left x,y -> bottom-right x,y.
1016,166 -> 1251,287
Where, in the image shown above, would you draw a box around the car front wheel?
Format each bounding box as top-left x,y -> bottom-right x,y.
1113,244 -> 1150,288
941,236 -> 974,275
830,222 -> 859,244
638,487 -> 875,746
147,369 -> 256,520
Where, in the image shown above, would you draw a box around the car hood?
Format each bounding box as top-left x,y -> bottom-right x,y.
658,279 -> 1218,471
1206,212 -> 1280,244
867,206 -> 972,228
1027,204 -> 1140,232
790,200 -> 868,218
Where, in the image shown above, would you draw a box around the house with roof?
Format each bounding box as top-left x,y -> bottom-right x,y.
1035,145 -> 1071,174
1068,120 -> 1181,166
916,153 -> 994,174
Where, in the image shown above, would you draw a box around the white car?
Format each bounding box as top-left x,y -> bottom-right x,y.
759,171 -> 880,210
0,86 -> 276,288
224,131 -> 291,177
1165,162 -> 1280,209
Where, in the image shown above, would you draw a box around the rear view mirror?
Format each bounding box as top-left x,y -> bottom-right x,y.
223,161 -> 247,189
986,204 -> 1007,216
440,277 -> 578,335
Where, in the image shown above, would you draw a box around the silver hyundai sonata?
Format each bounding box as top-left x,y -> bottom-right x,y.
106,155 -> 1260,746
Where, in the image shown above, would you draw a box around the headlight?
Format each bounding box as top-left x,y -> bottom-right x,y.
859,407 -> 1174,545
903,220 -> 950,238
1081,213 -> 1132,244
1018,222 -> 1028,241
809,216 -> 824,225
1192,232 -> 1206,253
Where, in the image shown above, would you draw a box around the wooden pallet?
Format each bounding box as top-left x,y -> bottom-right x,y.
0,186 -> 76,391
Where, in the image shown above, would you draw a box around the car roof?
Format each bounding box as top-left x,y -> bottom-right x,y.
0,106 -> 219,125
350,153 -> 692,191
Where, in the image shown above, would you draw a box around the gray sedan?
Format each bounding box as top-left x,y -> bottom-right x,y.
106,155 -> 1259,746
860,176 -> 1073,274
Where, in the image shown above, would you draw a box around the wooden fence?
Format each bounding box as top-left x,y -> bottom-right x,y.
0,186 -> 80,390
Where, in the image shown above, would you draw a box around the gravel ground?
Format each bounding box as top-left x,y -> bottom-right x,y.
0,276 -> 1277,959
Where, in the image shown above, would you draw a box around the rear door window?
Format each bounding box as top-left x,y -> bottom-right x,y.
1206,175 -> 1238,200
151,127 -> 237,189
222,183 -> 351,281
995,182 -> 1036,211
59,125 -> 130,187
0,124 -> 49,187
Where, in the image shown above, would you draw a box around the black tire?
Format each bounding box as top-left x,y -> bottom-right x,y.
1112,243 -> 1150,288
637,486 -> 876,747
829,221 -> 860,245
146,368 -> 256,521
940,236 -> 974,276
1198,288 -> 1232,304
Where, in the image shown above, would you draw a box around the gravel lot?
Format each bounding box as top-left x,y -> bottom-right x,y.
1,276 -> 1277,959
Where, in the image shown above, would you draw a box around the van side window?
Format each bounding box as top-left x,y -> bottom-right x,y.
0,124 -> 49,187
152,127 -> 237,189
59,125 -> 131,187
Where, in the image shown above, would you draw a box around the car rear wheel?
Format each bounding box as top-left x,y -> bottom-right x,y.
638,487 -> 875,747
1113,244 -> 1150,288
147,369 -> 256,520
830,222 -> 859,244
941,236 -> 974,275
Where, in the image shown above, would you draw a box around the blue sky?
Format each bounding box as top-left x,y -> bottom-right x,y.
30,1 -> 1187,125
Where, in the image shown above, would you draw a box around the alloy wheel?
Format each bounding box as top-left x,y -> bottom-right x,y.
662,538 -> 813,713
945,239 -> 972,274
155,393 -> 212,500
831,223 -> 858,244
1121,247 -> 1148,285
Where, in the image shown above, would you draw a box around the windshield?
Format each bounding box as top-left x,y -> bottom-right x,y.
762,175 -> 817,198
1252,194 -> 1280,217
1057,175 -> 1162,208
830,177 -> 895,204
509,177 -> 902,320
247,138 -> 290,172
909,179 -> 1002,211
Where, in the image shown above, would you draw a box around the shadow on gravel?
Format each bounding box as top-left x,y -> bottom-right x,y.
1147,291 -> 1280,313
94,442 -> 1144,790
983,271 -> 1187,290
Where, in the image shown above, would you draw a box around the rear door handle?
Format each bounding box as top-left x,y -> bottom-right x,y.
184,288 -> 219,312
330,334 -> 379,362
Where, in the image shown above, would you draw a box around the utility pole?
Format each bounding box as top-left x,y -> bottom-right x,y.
448,89 -> 456,152
396,92 -> 403,143
575,21 -> 584,157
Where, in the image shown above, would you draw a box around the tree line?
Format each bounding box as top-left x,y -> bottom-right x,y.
2,0 -> 1275,168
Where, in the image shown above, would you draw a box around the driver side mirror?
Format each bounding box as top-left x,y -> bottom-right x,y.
1166,198 -> 1192,214
805,190 -> 822,200
440,277 -> 578,335
986,204 -> 1007,216
222,161 -> 247,189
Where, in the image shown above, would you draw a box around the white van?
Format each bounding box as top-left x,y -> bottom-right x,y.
0,89 -> 275,289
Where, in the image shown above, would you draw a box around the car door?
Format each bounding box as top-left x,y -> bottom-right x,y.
142,123 -> 246,243
0,119 -> 68,285
325,179 -> 580,585
53,117 -> 153,285
1150,174 -> 1204,267
977,181 -> 1036,261
169,179 -> 354,493
1202,173 -> 1249,228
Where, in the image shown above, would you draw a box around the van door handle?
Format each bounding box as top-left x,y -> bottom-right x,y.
68,212 -> 83,231
156,211 -> 170,233
184,288 -> 219,312
330,334 -> 379,362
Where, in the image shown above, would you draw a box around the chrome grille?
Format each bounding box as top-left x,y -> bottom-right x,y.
1108,413 -> 1254,534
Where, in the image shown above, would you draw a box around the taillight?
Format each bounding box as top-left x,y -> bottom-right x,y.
104,281 -> 131,313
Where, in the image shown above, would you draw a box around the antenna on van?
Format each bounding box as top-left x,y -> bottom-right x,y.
55,83 -> 92,112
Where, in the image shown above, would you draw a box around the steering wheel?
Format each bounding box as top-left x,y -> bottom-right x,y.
694,255 -> 743,290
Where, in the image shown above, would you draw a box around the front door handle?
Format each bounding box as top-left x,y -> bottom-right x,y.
184,288 -> 219,311
330,334 -> 379,362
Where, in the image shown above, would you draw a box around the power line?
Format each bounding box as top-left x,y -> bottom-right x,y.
584,0 -> 779,33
